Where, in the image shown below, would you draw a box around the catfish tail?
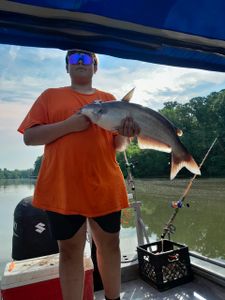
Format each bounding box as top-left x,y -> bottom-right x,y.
170,152 -> 201,180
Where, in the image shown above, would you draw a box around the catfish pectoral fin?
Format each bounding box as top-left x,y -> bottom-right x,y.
170,152 -> 201,180
138,135 -> 171,153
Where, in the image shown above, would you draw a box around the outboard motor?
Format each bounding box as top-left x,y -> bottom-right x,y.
12,196 -> 58,260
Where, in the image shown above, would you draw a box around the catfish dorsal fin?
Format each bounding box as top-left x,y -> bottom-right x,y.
121,88 -> 135,102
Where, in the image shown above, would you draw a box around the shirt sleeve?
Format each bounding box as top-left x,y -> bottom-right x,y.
105,92 -> 116,102
17,89 -> 50,134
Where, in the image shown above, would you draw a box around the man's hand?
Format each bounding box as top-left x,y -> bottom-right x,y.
117,116 -> 141,137
65,112 -> 91,132
114,117 -> 140,151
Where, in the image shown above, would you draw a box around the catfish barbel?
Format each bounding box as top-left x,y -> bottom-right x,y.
81,89 -> 201,180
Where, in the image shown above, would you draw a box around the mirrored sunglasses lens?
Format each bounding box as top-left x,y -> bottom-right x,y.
69,53 -> 93,65
82,55 -> 93,65
68,53 -> 79,64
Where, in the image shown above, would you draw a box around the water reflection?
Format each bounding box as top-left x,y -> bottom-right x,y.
0,178 -> 35,189
123,178 -> 225,259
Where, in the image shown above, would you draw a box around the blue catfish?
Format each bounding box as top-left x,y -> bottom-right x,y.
80,89 -> 201,179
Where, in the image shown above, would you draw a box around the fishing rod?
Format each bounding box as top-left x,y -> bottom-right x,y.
123,151 -> 150,246
123,150 -> 136,196
161,136 -> 218,240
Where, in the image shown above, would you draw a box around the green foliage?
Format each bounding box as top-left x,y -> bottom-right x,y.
33,156 -> 43,177
117,89 -> 225,178
117,141 -> 170,178
0,156 -> 42,180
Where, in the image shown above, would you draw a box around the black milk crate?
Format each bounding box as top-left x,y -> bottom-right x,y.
137,240 -> 193,291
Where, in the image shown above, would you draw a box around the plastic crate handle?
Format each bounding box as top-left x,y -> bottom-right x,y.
168,253 -> 179,263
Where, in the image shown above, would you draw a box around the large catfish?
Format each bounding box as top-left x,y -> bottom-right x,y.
80,89 -> 201,179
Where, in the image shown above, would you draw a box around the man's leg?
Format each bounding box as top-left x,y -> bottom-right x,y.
58,222 -> 87,300
88,218 -> 121,299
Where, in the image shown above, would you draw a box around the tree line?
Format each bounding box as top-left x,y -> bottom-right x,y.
0,168 -> 33,179
2,89 -> 225,179
118,89 -> 225,178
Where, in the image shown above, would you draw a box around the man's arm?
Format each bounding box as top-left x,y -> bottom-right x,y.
114,117 -> 140,152
24,113 -> 90,145
114,135 -> 131,152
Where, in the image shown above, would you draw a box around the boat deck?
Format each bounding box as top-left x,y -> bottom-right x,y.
94,253 -> 225,300
95,276 -> 225,300
95,274 -> 225,299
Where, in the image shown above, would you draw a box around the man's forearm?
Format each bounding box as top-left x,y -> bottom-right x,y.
114,135 -> 131,152
23,121 -> 73,146
23,113 -> 90,146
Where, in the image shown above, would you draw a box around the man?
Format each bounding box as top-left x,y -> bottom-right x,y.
18,49 -> 140,300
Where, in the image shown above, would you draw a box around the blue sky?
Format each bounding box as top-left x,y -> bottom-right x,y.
1,44 -> 225,170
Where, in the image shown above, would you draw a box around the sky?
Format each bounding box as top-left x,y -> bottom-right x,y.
1,44 -> 225,170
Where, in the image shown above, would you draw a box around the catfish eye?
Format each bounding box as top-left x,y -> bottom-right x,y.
97,108 -> 104,114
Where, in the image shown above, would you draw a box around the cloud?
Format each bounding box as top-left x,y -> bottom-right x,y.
0,53 -> 69,104
2,46 -> 225,109
95,61 -> 225,109
0,128 -> 43,170
36,48 -> 65,61
0,101 -> 44,170
0,102 -> 30,131
9,45 -> 21,61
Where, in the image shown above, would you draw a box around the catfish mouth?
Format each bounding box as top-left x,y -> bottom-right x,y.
80,104 -> 102,122
80,106 -> 91,117
80,103 -> 95,114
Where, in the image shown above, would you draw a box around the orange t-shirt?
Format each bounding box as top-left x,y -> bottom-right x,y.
18,87 -> 128,216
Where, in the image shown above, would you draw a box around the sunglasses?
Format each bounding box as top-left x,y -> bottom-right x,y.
68,53 -> 94,65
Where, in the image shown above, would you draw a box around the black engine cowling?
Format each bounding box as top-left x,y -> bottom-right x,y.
12,196 -> 58,260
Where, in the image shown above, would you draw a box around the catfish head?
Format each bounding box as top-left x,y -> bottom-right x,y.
80,88 -> 135,130
80,100 -> 124,131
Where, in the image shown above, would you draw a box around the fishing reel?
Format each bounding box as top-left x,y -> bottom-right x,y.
171,199 -> 190,208
125,162 -> 135,169
171,200 -> 182,208
125,158 -> 139,169
161,223 -> 176,239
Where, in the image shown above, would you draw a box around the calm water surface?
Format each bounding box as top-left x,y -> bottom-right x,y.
0,178 -> 225,279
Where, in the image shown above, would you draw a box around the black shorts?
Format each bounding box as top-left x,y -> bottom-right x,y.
46,210 -> 121,240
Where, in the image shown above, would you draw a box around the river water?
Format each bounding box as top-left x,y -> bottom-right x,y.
0,178 -> 225,279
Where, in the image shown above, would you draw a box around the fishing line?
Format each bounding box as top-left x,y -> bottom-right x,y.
161,136 -> 218,240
